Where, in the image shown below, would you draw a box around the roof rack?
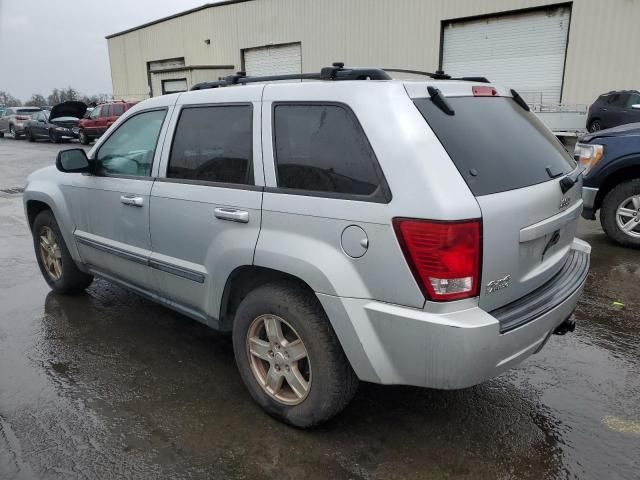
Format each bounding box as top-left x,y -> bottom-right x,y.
190,62 -> 489,90
383,68 -> 490,83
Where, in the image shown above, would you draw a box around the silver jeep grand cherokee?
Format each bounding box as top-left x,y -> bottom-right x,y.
23,65 -> 590,427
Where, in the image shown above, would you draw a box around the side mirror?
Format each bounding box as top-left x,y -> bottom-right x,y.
56,148 -> 90,173
632,104 -> 640,110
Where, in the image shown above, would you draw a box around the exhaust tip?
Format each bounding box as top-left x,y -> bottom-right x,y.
553,317 -> 576,336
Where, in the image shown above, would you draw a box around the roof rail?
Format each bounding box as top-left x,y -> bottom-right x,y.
190,63 -> 489,90
384,68 -> 490,83
191,62 -> 392,90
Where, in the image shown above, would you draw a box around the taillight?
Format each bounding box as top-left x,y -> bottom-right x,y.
393,218 -> 482,302
16,115 -> 29,120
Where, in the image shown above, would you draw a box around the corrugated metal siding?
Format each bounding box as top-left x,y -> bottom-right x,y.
443,6 -> 571,104
243,43 -> 302,76
107,0 -> 640,105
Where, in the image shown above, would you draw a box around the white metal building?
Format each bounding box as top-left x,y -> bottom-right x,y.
106,0 -> 640,106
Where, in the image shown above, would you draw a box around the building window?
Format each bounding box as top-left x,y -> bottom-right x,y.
162,78 -> 188,95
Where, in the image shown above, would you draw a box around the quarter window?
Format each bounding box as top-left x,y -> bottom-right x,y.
168,105 -> 253,185
273,104 -> 385,199
96,109 -> 166,177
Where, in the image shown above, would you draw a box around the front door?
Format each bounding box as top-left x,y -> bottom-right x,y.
72,108 -> 170,290
149,89 -> 263,325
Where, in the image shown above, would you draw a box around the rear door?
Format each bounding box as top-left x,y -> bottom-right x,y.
149,86 -> 264,323
411,84 -> 580,312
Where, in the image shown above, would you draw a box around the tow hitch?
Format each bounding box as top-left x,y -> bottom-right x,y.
553,317 -> 576,335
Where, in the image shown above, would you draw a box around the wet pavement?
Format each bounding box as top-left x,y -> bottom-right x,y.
0,138 -> 638,479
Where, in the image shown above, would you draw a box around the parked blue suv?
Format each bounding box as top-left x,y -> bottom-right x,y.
578,122 -> 640,248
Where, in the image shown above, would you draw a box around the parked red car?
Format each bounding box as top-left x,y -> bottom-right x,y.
78,100 -> 137,145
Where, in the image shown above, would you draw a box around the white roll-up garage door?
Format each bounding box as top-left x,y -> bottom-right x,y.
243,43 -> 302,77
442,6 -> 571,105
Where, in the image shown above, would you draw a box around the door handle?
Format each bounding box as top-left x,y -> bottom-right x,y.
214,207 -> 249,223
120,195 -> 144,207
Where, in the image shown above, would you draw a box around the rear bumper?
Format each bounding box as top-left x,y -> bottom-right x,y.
318,238 -> 590,390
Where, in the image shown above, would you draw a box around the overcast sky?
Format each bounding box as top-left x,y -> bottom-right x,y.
0,0 -> 212,101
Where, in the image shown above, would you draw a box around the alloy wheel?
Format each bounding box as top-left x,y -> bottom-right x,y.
246,314 -> 311,405
39,226 -> 63,280
615,195 -> 640,238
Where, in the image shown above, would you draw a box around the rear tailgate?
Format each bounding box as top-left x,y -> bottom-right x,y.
409,82 -> 580,311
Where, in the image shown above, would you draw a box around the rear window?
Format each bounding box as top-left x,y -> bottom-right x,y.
413,96 -> 575,196
18,109 -> 40,115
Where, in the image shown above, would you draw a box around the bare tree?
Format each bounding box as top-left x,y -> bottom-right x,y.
25,94 -> 47,107
0,91 -> 23,107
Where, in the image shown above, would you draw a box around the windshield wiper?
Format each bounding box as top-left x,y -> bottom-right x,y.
560,165 -> 587,194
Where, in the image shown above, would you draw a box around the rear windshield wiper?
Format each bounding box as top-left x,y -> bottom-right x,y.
427,86 -> 455,116
560,165 -> 587,194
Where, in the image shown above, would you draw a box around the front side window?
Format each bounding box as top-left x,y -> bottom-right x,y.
273,104 -> 386,199
96,109 -> 166,177
168,105 -> 253,185
89,106 -> 101,119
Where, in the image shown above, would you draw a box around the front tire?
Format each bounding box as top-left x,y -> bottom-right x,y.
32,209 -> 94,294
232,281 -> 358,428
26,129 -> 35,142
600,179 -> 640,249
49,130 -> 61,144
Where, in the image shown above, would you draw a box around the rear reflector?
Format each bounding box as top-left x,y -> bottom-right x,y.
393,218 -> 482,301
472,86 -> 498,97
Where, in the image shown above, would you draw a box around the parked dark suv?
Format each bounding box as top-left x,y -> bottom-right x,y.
578,122 -> 640,248
586,90 -> 640,132
78,100 -> 137,144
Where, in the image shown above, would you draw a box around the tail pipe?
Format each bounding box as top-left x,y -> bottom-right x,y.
553,317 -> 576,336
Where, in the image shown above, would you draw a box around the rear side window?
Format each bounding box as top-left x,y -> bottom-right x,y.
273,104 -> 388,201
413,96 -> 575,196
112,103 -> 125,116
168,105 -> 253,185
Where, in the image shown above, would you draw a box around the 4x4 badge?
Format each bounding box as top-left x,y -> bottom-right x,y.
559,197 -> 571,210
487,275 -> 511,294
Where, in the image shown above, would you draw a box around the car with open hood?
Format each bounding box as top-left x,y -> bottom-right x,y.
24,101 -> 87,143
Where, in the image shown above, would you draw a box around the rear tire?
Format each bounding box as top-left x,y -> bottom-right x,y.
79,130 -> 90,145
9,125 -> 21,139
232,281 -> 358,428
588,119 -> 603,132
600,179 -> 640,249
32,209 -> 94,294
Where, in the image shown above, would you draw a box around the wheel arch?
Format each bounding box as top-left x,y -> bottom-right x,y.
594,163 -> 640,211
219,265 -> 316,331
23,187 -> 82,262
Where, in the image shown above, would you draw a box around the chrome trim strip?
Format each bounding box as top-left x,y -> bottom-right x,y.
519,199 -> 583,243
75,234 -> 205,283
148,259 -> 205,283
75,236 -> 148,265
